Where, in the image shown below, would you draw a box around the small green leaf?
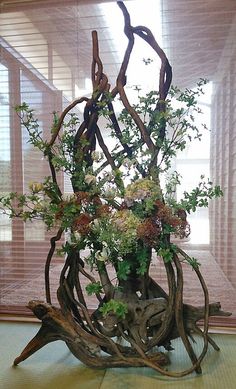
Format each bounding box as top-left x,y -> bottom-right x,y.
85,281 -> 103,296
117,261 -> 131,280
99,299 -> 128,319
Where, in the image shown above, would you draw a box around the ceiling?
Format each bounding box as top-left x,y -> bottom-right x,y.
161,0 -> 236,88
0,0 -> 236,98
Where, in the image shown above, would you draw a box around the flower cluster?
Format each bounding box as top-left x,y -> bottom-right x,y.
124,178 -> 161,208
28,181 -> 44,193
155,200 -> 182,228
110,209 -> 141,254
137,217 -> 161,246
174,208 -> 191,239
154,200 -> 190,239
73,213 -> 92,235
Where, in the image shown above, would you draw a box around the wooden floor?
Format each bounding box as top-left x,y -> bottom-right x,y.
1,322 -> 236,389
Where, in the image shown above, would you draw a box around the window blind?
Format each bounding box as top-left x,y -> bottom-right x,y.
0,0 -> 236,326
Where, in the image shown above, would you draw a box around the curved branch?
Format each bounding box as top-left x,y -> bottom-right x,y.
47,150 -> 62,198
95,125 -> 116,170
96,261 -> 114,300
115,2 -> 156,154
132,25 -> 172,100
49,97 -> 89,147
107,101 -> 133,157
92,30 -> 103,90
173,253 -> 202,374
45,227 -> 64,304
146,261 -> 176,349
78,264 -> 103,302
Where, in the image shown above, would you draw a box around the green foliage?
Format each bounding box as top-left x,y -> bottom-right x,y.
158,243 -> 177,263
117,260 -> 131,280
15,103 -> 47,152
186,256 -> 201,270
158,248 -> 173,263
177,176 -> 223,213
110,80 -> 209,176
85,281 -> 103,296
95,210 -> 141,259
99,299 -> 128,319
136,246 -> 149,275
0,78 -> 224,285
164,171 -> 182,203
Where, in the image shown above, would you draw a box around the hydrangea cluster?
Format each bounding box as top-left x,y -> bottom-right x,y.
124,178 -> 161,207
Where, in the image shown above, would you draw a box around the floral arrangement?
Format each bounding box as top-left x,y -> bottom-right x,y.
0,1 -> 230,377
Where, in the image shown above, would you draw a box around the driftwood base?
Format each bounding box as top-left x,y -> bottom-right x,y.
13,299 -> 231,377
13,300 -> 169,369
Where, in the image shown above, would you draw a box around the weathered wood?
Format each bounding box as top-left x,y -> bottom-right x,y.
13,300 -> 169,369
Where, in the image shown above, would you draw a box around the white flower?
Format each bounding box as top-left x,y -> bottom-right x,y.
84,174 -> 96,185
93,218 -> 100,229
62,193 -> 74,202
103,188 -> 116,199
106,172 -> 113,180
91,151 -> 104,162
136,189 -> 147,200
29,181 -> 43,193
73,232 -> 81,240
125,178 -> 161,204
65,229 -> 72,243
124,197 -> 134,207
123,158 -> 133,168
95,247 -> 109,262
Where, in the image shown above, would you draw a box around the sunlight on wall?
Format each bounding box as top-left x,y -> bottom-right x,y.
99,0 -> 162,95
176,83 -> 212,245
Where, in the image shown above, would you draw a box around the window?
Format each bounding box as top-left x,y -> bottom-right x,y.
0,0 -> 236,326
0,63 -> 11,241
0,45 -> 63,314
175,87 -> 211,245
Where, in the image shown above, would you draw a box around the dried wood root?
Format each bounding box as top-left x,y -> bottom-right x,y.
13,300 -> 169,369
13,299 -> 231,375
